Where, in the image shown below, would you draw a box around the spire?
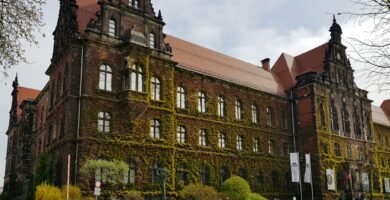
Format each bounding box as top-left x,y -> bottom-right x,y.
9,74 -> 19,127
329,15 -> 342,43
157,9 -> 163,20
12,73 -> 19,88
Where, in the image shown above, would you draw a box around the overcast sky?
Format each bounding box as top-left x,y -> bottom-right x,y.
0,0 -> 388,187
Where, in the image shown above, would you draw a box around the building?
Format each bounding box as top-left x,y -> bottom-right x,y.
2,0 -> 390,200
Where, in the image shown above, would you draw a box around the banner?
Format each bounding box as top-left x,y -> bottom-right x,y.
326,169 -> 335,190
385,178 -> 390,193
362,172 -> 370,192
304,154 -> 312,183
290,153 -> 300,183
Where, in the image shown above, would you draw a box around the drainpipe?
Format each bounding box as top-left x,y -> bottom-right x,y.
75,41 -> 85,185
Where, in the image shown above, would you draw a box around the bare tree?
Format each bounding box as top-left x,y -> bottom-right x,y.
0,0 -> 46,78
346,0 -> 390,92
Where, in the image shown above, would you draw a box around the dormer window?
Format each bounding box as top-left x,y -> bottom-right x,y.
108,19 -> 116,37
149,33 -> 155,49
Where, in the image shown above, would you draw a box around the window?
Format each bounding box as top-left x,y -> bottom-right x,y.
235,99 -> 242,120
272,171 -> 279,192
200,166 -> 210,185
150,161 -> 161,183
220,166 -> 230,184
237,168 -> 247,180
281,111 -> 288,128
283,142 -> 289,156
129,0 -> 139,8
177,126 -> 186,143
150,119 -> 161,139
149,33 -> 155,48
253,138 -> 259,153
266,108 -> 274,126
268,140 -> 275,154
217,96 -> 226,117
176,87 -> 186,109
199,129 -> 208,146
321,142 -> 329,154
218,132 -> 227,148
358,147 -> 364,160
251,105 -> 258,123
98,112 -> 111,133
255,171 -> 264,187
342,105 -> 350,136
151,77 -> 161,101
354,111 -> 362,139
198,92 -> 207,113
108,19 -> 116,36
236,135 -> 243,151
334,143 -> 341,156
331,103 -> 339,131
127,64 -> 144,92
346,145 -> 352,159
99,64 -> 112,91
319,101 -> 326,126
176,163 -> 188,186
124,159 -> 137,184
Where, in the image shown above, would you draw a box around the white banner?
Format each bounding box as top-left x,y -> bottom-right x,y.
290,153 -> 300,183
304,154 -> 312,183
385,178 -> 390,193
326,169 -> 335,191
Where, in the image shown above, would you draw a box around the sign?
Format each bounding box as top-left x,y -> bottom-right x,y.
94,187 -> 101,196
290,152 -> 300,183
362,172 -> 370,192
326,169 -> 335,191
385,178 -> 390,193
304,154 -> 312,184
95,181 -> 101,188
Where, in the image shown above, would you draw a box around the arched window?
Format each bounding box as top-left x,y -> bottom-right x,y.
198,92 -> 207,113
251,105 -> 258,123
124,159 -> 137,184
98,112 -> 111,133
200,165 -> 210,185
151,77 -> 161,101
127,64 -> 144,92
150,119 -> 160,139
235,99 -> 242,120
253,138 -> 259,153
199,129 -> 208,146
331,103 -> 339,131
266,107 -> 274,126
99,64 -> 112,91
342,106 -> 350,136
217,96 -> 226,117
108,19 -> 116,36
149,33 -> 155,48
150,161 -> 161,183
334,143 -> 341,156
268,139 -> 275,155
220,166 -> 230,184
176,87 -> 186,109
272,171 -> 279,192
177,126 -> 186,143
236,135 -> 243,151
218,132 -> 226,148
176,163 -> 188,186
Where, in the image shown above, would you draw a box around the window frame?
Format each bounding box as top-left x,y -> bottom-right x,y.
199,129 -> 208,146
176,87 -> 186,109
235,99 -> 242,120
218,132 -> 227,148
177,126 -> 186,143
266,107 -> 274,126
198,91 -> 207,113
217,96 -> 226,117
98,112 -> 111,133
251,104 -> 258,123
108,19 -> 116,37
149,33 -> 155,48
150,119 -> 161,139
236,135 -> 243,151
99,64 -> 112,92
151,76 -> 161,101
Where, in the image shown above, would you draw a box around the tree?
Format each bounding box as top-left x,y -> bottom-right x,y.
347,0 -> 390,92
0,0 -> 46,78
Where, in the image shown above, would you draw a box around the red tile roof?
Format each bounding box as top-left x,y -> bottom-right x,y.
372,105 -> 390,127
166,35 -> 286,96
16,86 -> 41,120
76,0 -> 100,34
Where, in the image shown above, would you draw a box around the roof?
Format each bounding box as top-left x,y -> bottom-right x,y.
76,0 -> 100,34
16,86 -> 41,120
165,35 -> 286,96
372,105 -> 390,127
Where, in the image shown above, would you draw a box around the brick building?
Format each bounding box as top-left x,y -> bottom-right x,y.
3,0 -> 390,200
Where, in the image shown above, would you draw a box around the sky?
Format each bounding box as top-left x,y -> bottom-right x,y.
0,0 -> 388,187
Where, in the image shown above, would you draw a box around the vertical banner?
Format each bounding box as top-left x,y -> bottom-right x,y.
304,154 -> 312,183
326,169 -> 335,191
362,172 -> 370,192
290,152 -> 300,182
384,178 -> 390,193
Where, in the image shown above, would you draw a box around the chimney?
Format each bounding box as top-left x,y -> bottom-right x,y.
261,58 -> 271,71
381,99 -> 390,115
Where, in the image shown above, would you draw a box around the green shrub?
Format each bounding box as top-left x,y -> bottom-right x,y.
246,193 -> 267,200
180,184 -> 221,200
221,176 -> 251,200
35,183 -> 63,200
123,190 -> 144,200
62,185 -> 81,200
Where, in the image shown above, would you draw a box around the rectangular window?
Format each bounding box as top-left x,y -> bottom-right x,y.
252,105 -> 257,123
347,145 -> 352,159
253,138 -> 259,153
199,129 -> 207,146
236,135 -> 243,151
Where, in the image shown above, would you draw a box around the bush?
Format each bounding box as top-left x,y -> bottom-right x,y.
221,176 -> 251,200
246,193 -> 267,200
35,183 -> 63,200
123,190 -> 144,200
180,184 -> 221,200
62,185 -> 81,200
